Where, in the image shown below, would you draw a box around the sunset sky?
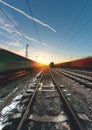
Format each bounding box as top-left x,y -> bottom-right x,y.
0,0 -> 92,64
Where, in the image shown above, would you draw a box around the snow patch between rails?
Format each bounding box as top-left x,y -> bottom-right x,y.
0,74 -> 40,129
0,94 -> 22,129
1,94 -> 22,115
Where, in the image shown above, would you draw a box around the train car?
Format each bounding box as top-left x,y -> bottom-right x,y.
0,48 -> 44,74
56,56 -> 92,71
70,57 -> 92,67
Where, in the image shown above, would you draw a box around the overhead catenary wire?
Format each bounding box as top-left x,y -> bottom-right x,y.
0,7 -> 63,60
70,34 -> 92,53
1,1 -> 91,62
63,34 -> 92,60
0,7 -> 22,43
60,0 -> 88,48
58,0 -> 91,60
63,14 -> 92,51
59,0 -> 89,53
25,0 -> 45,60
0,7 -> 37,50
0,7 -> 41,60
26,0 -> 42,44
25,0 -> 71,62
70,37 -> 92,56
0,1 -> 70,62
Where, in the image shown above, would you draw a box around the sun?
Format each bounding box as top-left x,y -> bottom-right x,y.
36,56 -> 51,65
37,57 -> 48,65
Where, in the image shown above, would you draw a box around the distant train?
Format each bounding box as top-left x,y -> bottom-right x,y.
49,62 -> 54,67
0,49 -> 44,74
56,57 -> 92,71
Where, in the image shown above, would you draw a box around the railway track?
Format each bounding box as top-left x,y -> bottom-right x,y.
1,67 -> 85,130
54,68 -> 92,89
64,68 -> 92,77
0,70 -> 29,85
0,68 -> 43,112
0,69 -> 39,85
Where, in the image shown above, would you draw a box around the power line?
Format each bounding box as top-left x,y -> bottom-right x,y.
59,0 -> 88,52
0,8 -> 21,42
0,7 -> 36,49
0,7 -> 39,58
71,35 -> 92,52
69,36 -> 92,55
26,0 -> 42,45
0,8 -> 62,57
64,0 -> 88,40
61,13 -> 92,55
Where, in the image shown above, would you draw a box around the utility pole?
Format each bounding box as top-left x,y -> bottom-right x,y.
25,44 -> 29,58
42,56 -> 44,63
36,56 -> 38,61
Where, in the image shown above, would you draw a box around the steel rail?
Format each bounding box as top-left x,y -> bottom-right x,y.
0,70 -> 31,85
0,68 -> 42,85
58,68 -> 92,82
55,69 -> 92,88
48,67 -> 84,130
16,68 -> 45,130
65,68 -> 92,77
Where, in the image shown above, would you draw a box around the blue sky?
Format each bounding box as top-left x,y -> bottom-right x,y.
0,0 -> 92,64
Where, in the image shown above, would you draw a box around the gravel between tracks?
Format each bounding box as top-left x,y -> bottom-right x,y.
53,68 -> 92,130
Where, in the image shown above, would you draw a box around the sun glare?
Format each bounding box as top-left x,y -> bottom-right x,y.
37,57 -> 49,65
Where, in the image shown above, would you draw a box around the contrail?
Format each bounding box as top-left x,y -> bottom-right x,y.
12,29 -> 48,46
0,7 -> 48,47
0,1 -> 56,32
24,35 -> 48,46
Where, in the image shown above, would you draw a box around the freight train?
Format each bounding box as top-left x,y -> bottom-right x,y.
56,56 -> 92,71
0,48 -> 44,74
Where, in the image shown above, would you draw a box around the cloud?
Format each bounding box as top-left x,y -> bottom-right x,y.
7,41 -> 21,47
0,40 -> 26,57
0,43 -> 9,50
0,1 -> 56,32
0,16 -> 48,46
0,40 -> 22,47
0,17 -> 14,33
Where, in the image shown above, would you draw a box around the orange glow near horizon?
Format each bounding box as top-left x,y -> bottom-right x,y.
31,51 -> 77,65
37,56 -> 64,65
36,56 -> 71,65
37,57 -> 49,65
